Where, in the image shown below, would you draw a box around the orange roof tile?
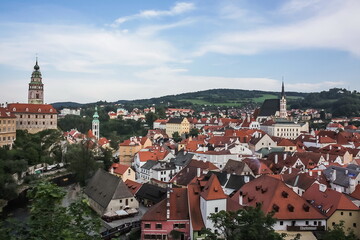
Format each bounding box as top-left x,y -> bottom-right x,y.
232,175 -> 326,220
8,103 -> 57,114
200,174 -> 227,200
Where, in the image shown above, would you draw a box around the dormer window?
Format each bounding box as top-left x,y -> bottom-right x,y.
13,108 -> 16,111
282,191 -> 289,198
287,204 -> 294,212
38,108 -> 41,112
26,108 -> 29,112
50,109 -> 53,112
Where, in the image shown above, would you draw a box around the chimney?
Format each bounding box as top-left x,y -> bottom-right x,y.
319,184 -> 327,192
289,168 -> 292,174
197,168 -> 201,177
166,184 -> 171,219
275,154 -> 278,164
349,178 -> 356,193
239,192 -> 243,206
330,169 -> 336,182
329,145 -> 332,150
225,143 -> 228,150
244,175 -> 250,183
110,167 -> 114,174
326,153 -> 329,161
309,171 -> 312,176
283,153 -> 287,160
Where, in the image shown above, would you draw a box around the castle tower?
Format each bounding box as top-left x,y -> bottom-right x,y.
92,106 -> 100,140
279,81 -> 287,119
28,58 -> 44,104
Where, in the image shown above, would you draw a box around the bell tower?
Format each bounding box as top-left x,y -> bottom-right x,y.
279,81 -> 287,119
92,106 -> 100,140
28,58 -> 44,104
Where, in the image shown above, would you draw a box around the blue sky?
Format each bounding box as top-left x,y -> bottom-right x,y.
1,0 -> 360,103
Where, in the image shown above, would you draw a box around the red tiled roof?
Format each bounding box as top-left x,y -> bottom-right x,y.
138,147 -> 169,162
98,137 -> 109,146
200,174 -> 227,201
142,188 -> 189,221
303,183 -> 358,217
232,175 -> 326,220
110,163 -> 130,175
0,107 -> 16,118
8,103 -> 57,114
124,179 -> 142,195
187,179 -> 205,231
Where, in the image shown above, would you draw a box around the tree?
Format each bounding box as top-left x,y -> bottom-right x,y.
65,142 -> 100,186
323,221 -> 357,240
0,180 -> 101,240
172,132 -> 182,142
203,204 -> 285,240
188,128 -> 200,137
145,112 -> 159,129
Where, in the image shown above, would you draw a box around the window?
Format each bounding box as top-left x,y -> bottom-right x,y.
341,212 -> 344,215
144,224 -> 151,229
280,221 -> 283,226
349,212 -> 352,216
332,222 -> 335,226
155,223 -> 162,229
306,221 -> 309,225
353,223 -> 357,228
215,207 -> 218,213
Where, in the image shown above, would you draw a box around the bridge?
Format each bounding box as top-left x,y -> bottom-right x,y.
101,220 -> 141,239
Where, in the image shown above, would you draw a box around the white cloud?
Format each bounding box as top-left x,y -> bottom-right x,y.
0,23 -> 179,73
196,0 -> 360,57
111,2 -> 195,27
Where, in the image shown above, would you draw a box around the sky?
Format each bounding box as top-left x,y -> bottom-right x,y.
0,0 -> 360,104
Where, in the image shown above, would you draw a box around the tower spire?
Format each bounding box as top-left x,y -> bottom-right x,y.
281,78 -> 285,98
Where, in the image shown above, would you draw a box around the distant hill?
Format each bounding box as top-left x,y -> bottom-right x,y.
51,88 -> 360,117
52,88 -> 307,109
51,102 -> 86,109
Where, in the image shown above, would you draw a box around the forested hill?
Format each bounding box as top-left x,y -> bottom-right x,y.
52,88 -> 307,109
51,88 -> 360,117
293,88 -> 360,117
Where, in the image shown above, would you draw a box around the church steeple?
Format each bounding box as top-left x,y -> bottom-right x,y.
281,81 -> 285,98
28,58 -> 44,104
92,106 -> 100,140
279,81 -> 287,119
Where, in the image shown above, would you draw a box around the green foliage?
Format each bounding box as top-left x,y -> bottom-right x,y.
0,181 -> 101,240
145,112 -> 159,129
203,204 -> 285,240
65,142 -> 100,186
172,132 -> 182,143
188,128 -> 200,137
323,221 -> 357,240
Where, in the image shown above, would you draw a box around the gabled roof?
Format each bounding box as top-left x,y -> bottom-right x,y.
171,159 -> 219,186
258,99 -> 280,117
222,159 -> 252,175
84,169 -> 133,209
110,163 -> 131,175
141,188 -> 189,221
136,183 -> 167,203
171,150 -> 195,167
200,174 -> 227,200
232,175 -> 326,220
303,183 -> 358,217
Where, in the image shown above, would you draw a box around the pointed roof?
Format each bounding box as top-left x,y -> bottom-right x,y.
200,174 -> 227,200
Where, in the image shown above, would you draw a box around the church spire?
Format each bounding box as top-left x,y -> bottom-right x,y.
281,79 -> 285,98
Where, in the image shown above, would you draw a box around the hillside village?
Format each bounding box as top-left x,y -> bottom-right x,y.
1,61 -> 360,240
